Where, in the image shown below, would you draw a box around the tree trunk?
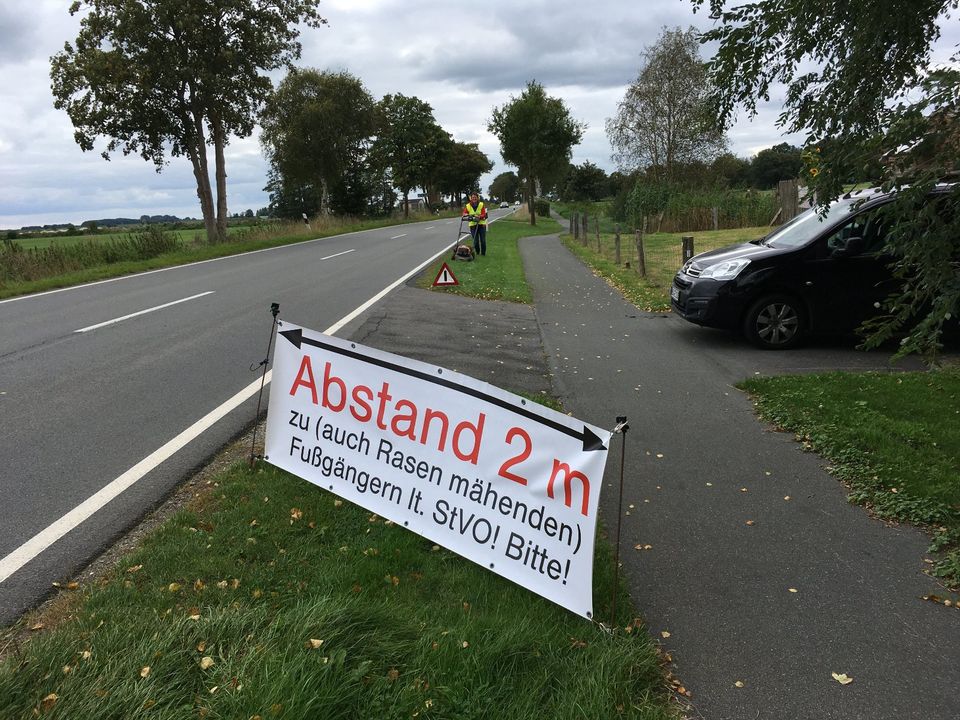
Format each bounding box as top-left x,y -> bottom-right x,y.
525,174 -> 536,226
213,115 -> 228,243
185,110 -> 217,244
402,191 -> 410,218
319,178 -> 331,215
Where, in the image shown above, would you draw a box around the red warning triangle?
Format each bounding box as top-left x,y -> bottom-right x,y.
432,262 -> 459,287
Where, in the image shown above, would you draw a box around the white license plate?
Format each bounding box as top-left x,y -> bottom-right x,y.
670,285 -> 680,302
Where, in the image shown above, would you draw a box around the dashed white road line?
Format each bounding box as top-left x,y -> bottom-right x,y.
74,291 -> 216,333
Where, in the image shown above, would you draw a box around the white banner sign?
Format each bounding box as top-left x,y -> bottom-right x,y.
264,321 -> 611,618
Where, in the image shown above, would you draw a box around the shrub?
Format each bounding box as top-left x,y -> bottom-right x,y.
535,199 -> 551,217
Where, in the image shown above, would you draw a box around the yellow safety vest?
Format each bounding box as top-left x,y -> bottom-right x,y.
464,201 -> 487,226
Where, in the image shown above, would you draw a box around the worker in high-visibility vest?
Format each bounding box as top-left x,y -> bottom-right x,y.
462,191 -> 488,256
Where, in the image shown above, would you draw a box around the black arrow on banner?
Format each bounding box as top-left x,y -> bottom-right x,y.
280,327 -> 606,452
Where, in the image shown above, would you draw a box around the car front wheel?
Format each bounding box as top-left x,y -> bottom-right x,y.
743,295 -> 804,349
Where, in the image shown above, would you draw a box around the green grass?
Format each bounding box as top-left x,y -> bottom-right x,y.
561,226 -> 769,311
416,216 -> 562,303
14,228 -> 207,251
0,460 -> 677,720
739,368 -> 960,588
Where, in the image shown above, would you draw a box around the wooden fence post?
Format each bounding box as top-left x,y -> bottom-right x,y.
572,211 -> 579,240
614,225 -> 621,265
635,227 -> 646,278
681,235 -> 695,264
581,212 -> 589,246
711,206 -> 719,231
595,217 -> 601,252
778,179 -> 800,223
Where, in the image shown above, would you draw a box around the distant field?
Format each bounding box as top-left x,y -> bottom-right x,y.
13,225 -> 244,251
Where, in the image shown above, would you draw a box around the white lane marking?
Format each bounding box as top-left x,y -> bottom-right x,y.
320,249 -> 355,261
74,291 -> 215,333
0,240 -> 458,585
389,233 -> 407,240
424,226 -> 435,230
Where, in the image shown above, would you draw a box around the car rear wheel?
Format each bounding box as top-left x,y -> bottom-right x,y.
743,295 -> 804,349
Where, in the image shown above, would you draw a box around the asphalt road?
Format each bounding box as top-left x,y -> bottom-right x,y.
518,232 -> 958,720
0,210 -> 511,625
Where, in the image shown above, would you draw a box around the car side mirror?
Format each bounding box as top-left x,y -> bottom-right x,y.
831,235 -> 865,259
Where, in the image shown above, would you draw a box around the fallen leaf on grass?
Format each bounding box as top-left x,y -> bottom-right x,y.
168,583 -> 182,593
66,582 -> 79,590
194,579 -> 205,592
832,672 -> 853,685
127,564 -> 143,573
461,641 -> 469,648
569,638 -> 588,648
140,666 -> 151,679
197,641 -> 206,653
387,668 -> 400,682
30,623 -> 43,631
216,580 -> 228,589
333,500 -> 343,508
307,639 -> 324,649
39,693 -> 58,712
290,508 -> 303,522
62,665 -> 72,674
661,631 -> 671,639
81,650 -> 92,660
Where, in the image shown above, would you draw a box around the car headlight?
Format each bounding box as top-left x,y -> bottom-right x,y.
699,258 -> 751,281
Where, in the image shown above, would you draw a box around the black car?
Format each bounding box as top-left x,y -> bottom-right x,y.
671,189 -> 920,349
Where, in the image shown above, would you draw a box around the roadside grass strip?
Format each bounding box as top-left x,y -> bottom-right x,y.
561,226 -> 770,312
417,217 -> 562,303
0,211 -> 461,301
739,368 -> 960,589
0,461 -> 677,719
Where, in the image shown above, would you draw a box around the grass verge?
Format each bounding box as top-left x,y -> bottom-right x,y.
415,216 -> 562,303
0,456 -> 678,719
739,368 -> 960,590
560,226 -> 769,312
0,212 -> 459,301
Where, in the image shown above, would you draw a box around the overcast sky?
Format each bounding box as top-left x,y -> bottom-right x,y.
0,0 -> 956,229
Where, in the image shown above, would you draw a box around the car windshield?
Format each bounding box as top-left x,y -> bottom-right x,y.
763,196 -> 863,248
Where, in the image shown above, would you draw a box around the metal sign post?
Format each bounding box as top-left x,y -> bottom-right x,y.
248,302 -> 280,467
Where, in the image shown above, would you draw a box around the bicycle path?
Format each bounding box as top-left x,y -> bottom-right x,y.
518,232 -> 958,720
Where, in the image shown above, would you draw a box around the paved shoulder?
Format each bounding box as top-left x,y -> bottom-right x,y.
343,284 -> 552,399
520,232 -> 959,720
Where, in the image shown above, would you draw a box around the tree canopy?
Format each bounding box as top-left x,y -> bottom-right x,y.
606,27 -> 727,183
489,81 -> 585,224
694,0 -> 960,357
488,171 -> 521,203
374,94 -> 446,217
561,161 -> 610,202
260,69 -> 377,216
50,0 -> 325,243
